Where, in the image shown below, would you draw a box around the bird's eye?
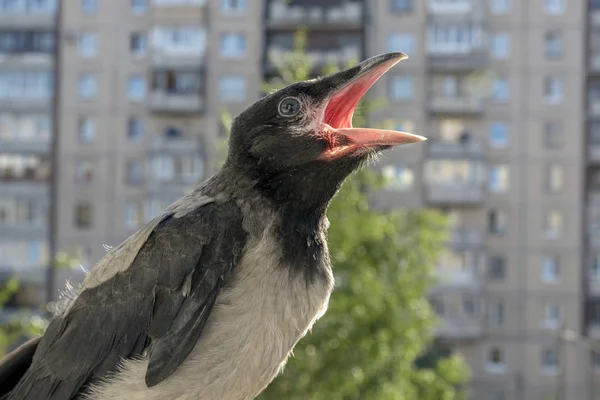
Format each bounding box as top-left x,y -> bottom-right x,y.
278,97 -> 302,117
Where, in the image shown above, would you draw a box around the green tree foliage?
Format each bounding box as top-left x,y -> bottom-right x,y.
219,27 -> 469,399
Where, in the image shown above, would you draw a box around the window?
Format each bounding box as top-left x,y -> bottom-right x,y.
125,161 -> 143,185
74,161 -> 94,184
490,122 -> 508,148
430,297 -> 444,316
486,346 -> 506,373
541,257 -> 559,283
75,202 -> 92,229
491,393 -> 506,400
425,160 -> 485,185
130,32 -> 146,56
153,70 -> 202,94
545,76 -> 563,104
81,0 -> 97,13
589,299 -> 600,325
540,347 -> 559,373
381,165 -> 414,191
78,33 -> 97,57
390,76 -> 413,101
387,34 -> 415,54
490,0 -> 509,14
544,121 -> 563,149
489,210 -> 507,235
489,301 -> 504,325
544,209 -> 563,238
218,76 -> 246,102
77,117 -> 95,143
78,75 -> 97,99
165,126 -> 181,139
127,118 -> 143,141
545,0 -> 564,14
220,33 -> 246,58
131,0 -> 147,13
150,156 -> 175,181
391,0 -> 413,12
463,297 -> 476,316
592,255 -> 600,280
546,164 -> 563,193
489,256 -> 506,281
220,0 -> 246,12
542,303 -> 561,328
0,71 -> 52,99
491,77 -> 509,102
491,33 -> 509,59
128,76 -> 146,101
489,165 -> 509,193
151,26 -> 207,56
427,25 -> 482,54
545,32 -> 563,59
124,202 -> 143,229
442,76 -> 458,98
594,354 -> 600,372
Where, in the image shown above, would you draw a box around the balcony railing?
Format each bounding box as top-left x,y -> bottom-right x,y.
449,228 -> 484,249
427,138 -> 485,160
152,52 -> 205,68
150,91 -> 205,114
0,180 -> 49,196
428,96 -> 484,115
266,45 -> 361,69
0,138 -> 50,154
592,9 -> 600,25
266,0 -> 363,27
428,0 -> 472,14
150,137 -> 203,154
427,51 -> 487,71
425,182 -> 485,205
435,316 -> 482,340
0,221 -> 48,239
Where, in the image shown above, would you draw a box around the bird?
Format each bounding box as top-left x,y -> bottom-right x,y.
0,52 -> 425,400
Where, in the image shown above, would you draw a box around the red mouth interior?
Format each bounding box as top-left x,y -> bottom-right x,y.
322,62 -> 394,130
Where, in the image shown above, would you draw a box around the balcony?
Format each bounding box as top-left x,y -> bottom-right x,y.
0,12 -> 55,29
0,181 -> 48,197
590,54 -> 600,74
266,0 -> 363,29
428,96 -> 484,115
590,143 -> 600,164
425,182 -> 485,205
428,0 -> 472,14
150,91 -> 205,114
434,268 -> 480,290
590,99 -> 600,117
150,137 -> 203,155
0,221 -> 48,239
592,9 -> 600,26
590,324 -> 600,340
266,45 -> 361,70
427,138 -> 485,160
0,138 -> 50,154
449,228 -> 484,249
435,316 -> 482,340
152,52 -> 205,69
427,51 -> 487,72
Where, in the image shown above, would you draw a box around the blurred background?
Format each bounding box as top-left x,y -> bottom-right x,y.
0,0 -> 597,399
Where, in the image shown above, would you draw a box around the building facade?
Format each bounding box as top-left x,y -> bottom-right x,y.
1,0 -> 598,398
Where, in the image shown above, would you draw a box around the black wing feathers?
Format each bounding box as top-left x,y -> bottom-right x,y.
4,200 -> 248,400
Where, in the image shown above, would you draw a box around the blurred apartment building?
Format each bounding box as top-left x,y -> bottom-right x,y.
0,0 -> 598,398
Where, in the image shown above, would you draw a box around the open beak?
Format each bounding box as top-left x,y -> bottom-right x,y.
315,52 -> 426,160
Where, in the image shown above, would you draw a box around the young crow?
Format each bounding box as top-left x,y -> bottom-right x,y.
0,52 -> 424,400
